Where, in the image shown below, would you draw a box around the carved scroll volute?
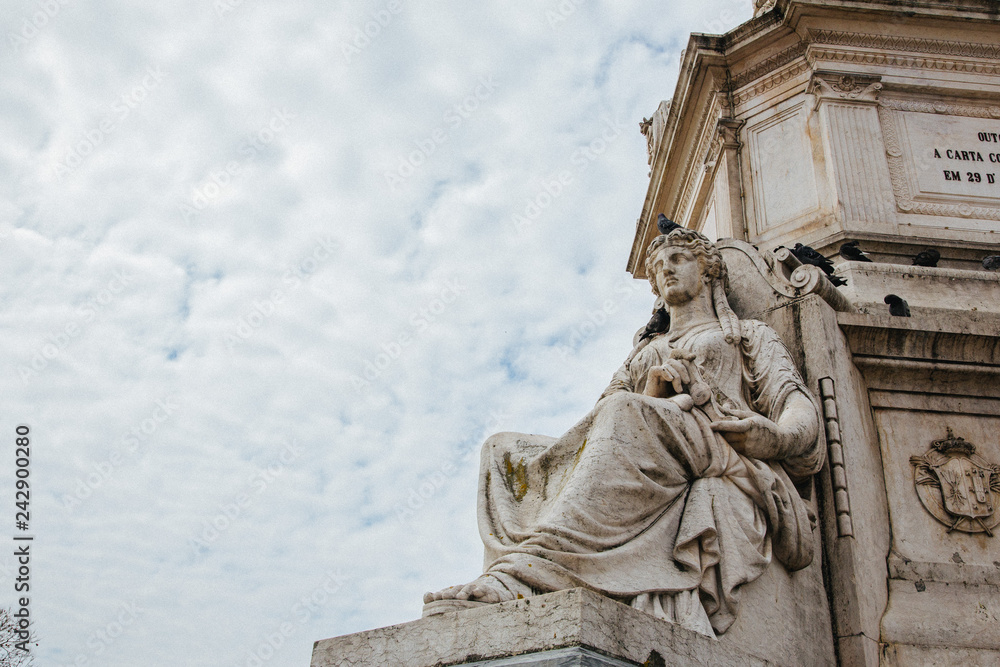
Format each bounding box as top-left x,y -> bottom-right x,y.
808,71 -> 883,112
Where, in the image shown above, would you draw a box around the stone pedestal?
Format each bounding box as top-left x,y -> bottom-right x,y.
310,589 -> 776,667
630,1 -> 1000,664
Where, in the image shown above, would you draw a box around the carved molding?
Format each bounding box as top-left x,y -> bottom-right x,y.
910,428 -> 1000,536
726,5 -> 782,47
880,97 -> 1000,120
809,30 -> 1000,61
731,42 -> 809,90
732,60 -> 811,108
808,47 -> 1000,76
717,118 -> 743,150
674,90 -> 726,224
820,378 -> 853,538
878,100 -> 1000,221
731,30 -> 1000,109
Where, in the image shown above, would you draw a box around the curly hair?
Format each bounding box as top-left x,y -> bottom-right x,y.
644,228 -> 740,344
645,228 -> 727,293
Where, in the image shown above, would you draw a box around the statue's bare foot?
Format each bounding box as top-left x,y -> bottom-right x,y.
423,574 -> 515,605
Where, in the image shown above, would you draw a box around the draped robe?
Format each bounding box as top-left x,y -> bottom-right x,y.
477,319 -> 823,635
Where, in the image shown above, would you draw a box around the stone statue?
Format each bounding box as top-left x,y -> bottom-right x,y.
424,229 -> 824,637
754,0 -> 777,17
639,99 -> 671,167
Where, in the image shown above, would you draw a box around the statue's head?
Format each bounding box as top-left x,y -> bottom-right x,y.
644,228 -> 728,299
644,228 -> 740,344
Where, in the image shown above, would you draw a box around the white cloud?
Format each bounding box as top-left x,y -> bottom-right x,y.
0,1 -> 755,665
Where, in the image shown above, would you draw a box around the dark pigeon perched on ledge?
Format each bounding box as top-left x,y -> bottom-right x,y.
912,248 -> 940,267
884,294 -> 911,317
791,243 -> 847,287
839,241 -> 872,262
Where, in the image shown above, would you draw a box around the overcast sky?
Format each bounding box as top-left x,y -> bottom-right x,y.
0,2 -> 754,665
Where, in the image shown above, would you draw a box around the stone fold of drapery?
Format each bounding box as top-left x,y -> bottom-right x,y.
476,320 -> 823,635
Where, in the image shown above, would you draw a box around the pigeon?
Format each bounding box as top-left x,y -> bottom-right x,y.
639,307 -> 670,341
657,214 -> 682,236
912,249 -> 940,267
982,255 -> 1000,271
791,243 -> 847,286
839,241 -> 872,262
884,294 -> 911,317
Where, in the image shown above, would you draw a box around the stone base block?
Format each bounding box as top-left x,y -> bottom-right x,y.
310,588 -> 776,667
463,647 -> 642,666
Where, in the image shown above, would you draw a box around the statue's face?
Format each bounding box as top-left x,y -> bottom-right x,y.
651,245 -> 706,306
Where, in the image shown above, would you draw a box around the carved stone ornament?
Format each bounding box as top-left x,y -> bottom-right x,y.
639,99 -> 671,167
910,429 -> 1000,536
808,72 -> 883,109
754,0 -> 776,17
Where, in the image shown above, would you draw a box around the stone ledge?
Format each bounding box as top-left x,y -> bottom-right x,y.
310,588 -> 774,667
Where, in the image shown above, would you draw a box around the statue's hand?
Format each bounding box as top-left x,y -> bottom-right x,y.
710,409 -> 786,459
644,358 -> 694,398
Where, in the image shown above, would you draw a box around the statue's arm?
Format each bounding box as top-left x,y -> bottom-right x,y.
713,321 -> 822,469
597,361 -> 635,403
711,391 -> 818,461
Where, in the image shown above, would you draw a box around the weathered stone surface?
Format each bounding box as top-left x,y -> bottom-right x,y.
424,231 -> 828,644
310,589 -> 776,667
880,578 -> 1000,651
462,647 -> 639,666
837,263 -> 1000,316
628,0 -> 1000,275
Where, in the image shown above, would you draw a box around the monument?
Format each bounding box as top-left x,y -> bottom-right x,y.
313,1 -> 1000,664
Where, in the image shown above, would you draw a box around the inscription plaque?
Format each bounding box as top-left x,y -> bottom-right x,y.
879,99 -> 1000,222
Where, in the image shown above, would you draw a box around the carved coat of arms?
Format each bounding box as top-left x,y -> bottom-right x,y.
910,429 -> 1000,536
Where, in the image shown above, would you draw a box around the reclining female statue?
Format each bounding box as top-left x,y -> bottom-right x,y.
424,229 -> 823,637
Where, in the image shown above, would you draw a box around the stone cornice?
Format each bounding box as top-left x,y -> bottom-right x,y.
808,29 -> 1000,61
837,312 -> 1000,367
732,58 -> 810,108
731,41 -> 808,90
629,0 -> 1000,277
809,46 -> 1000,76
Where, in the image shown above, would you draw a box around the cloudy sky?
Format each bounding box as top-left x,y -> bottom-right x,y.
0,1 -> 754,665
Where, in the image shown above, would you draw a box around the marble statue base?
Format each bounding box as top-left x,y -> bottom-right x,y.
310,588 -> 775,667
